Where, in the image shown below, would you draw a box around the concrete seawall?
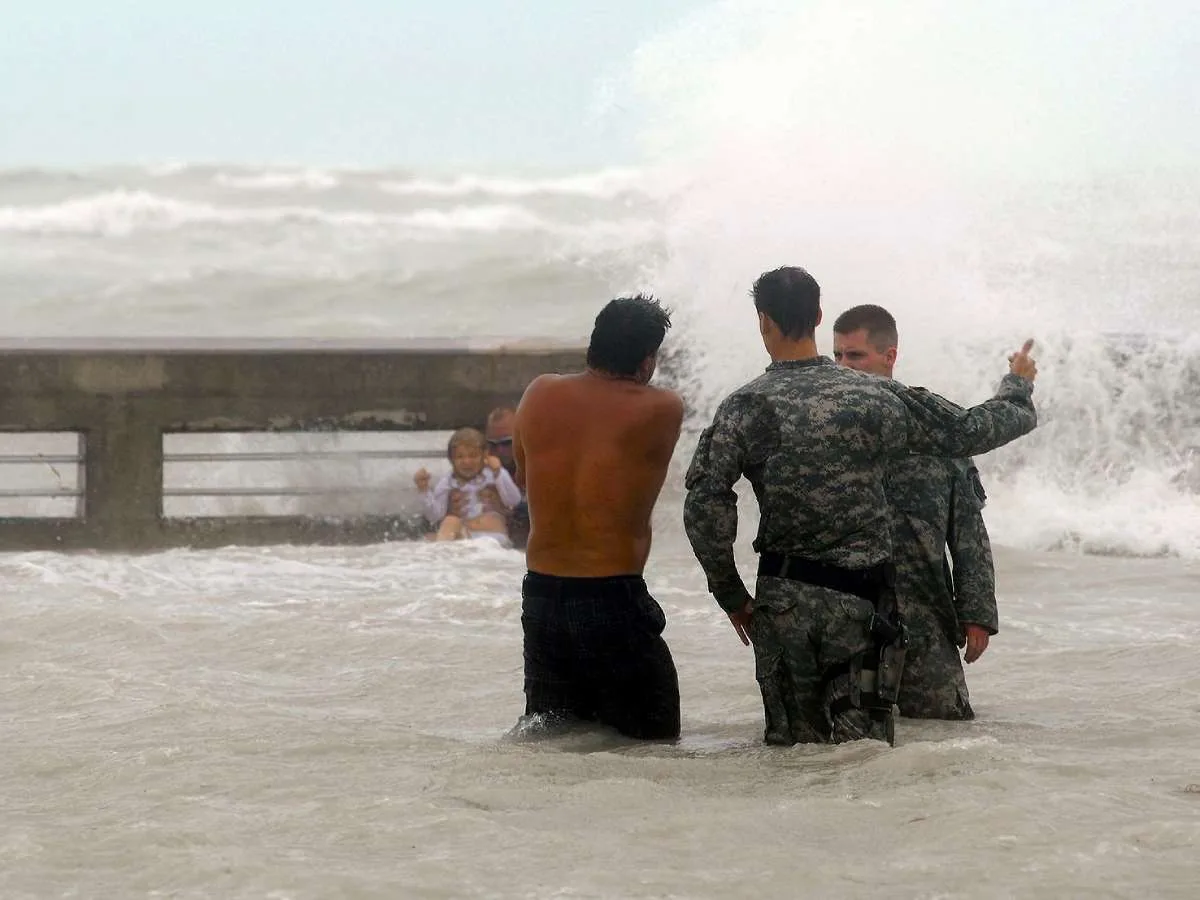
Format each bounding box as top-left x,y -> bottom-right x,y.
0,339 -> 586,551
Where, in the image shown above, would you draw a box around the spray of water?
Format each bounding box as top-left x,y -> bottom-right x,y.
610,0 -> 1200,558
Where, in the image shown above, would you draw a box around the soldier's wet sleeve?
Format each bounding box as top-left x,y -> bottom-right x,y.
683,394 -> 757,614
889,374 -> 1037,458
948,460 -> 999,634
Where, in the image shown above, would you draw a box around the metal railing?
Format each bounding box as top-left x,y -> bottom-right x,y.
0,441 -> 85,510
161,445 -> 442,500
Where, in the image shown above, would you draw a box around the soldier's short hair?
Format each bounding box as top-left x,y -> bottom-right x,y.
832,304 -> 899,350
751,267 -> 821,339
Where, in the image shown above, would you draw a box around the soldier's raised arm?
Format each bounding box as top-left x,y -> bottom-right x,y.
886,339 -> 1039,459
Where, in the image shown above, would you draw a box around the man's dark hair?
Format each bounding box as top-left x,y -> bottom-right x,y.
586,294 -> 672,377
751,267 -> 821,339
832,304 -> 898,350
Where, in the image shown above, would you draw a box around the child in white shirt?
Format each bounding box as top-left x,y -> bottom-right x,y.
414,427 -> 523,543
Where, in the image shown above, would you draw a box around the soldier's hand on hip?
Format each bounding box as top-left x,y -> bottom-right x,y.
963,624 -> 990,663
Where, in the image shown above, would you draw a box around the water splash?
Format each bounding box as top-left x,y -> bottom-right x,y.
614,0 -> 1200,557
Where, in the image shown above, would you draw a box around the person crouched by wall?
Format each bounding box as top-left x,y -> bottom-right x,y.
413,426 -> 523,547
485,405 -> 530,550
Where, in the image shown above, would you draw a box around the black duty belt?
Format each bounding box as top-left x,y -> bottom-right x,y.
757,552 -> 892,604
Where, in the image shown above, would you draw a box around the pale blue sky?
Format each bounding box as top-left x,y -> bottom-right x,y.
0,0 -> 705,170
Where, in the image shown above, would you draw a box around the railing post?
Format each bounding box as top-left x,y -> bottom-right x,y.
84,400 -> 162,548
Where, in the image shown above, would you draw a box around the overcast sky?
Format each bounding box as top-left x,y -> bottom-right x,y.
3,1 -> 1196,175
0,0 -> 705,170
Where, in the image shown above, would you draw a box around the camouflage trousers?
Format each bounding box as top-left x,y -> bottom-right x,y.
748,578 -> 892,745
895,602 -> 974,720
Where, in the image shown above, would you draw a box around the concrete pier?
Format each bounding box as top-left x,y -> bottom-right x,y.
0,338 -> 585,551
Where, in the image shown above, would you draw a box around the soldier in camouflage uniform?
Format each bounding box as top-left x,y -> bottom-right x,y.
833,305 -> 997,719
683,267 -> 1038,745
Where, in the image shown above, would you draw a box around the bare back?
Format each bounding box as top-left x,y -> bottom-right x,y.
514,372 -> 684,577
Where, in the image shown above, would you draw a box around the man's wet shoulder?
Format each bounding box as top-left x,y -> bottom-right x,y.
525,372 -> 605,405
519,372 -> 573,404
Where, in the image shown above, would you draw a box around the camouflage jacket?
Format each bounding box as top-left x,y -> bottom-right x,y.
886,454 -> 998,640
683,357 -> 1034,613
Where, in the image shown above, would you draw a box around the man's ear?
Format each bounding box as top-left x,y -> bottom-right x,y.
638,353 -> 657,384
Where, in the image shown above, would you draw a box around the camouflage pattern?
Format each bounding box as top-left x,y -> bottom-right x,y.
683,356 -> 1035,744
886,454 -> 997,720
747,580 -> 889,744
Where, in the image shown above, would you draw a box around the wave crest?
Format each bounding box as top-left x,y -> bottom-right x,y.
380,168 -> 648,200
0,190 -> 564,237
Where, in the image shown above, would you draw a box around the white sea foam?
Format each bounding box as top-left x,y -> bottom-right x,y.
379,167 -> 649,200
213,168 -> 340,191
618,0 -> 1200,559
0,190 -> 566,237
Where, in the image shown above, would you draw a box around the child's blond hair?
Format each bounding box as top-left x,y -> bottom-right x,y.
446,426 -> 487,460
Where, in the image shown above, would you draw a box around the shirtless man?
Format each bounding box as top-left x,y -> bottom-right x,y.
510,295 -> 685,740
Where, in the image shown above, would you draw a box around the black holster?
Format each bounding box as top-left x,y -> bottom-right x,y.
872,611 -> 908,705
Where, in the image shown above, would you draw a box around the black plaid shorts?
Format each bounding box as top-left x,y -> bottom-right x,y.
520,571 -> 680,740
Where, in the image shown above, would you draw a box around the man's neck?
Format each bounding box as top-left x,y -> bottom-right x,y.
769,337 -> 820,363
585,366 -> 645,384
